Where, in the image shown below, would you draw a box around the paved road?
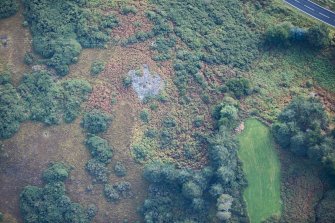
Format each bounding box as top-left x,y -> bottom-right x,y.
285,0 -> 335,27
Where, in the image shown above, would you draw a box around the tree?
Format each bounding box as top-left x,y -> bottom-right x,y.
307,24 -> 330,49
216,194 -> 233,221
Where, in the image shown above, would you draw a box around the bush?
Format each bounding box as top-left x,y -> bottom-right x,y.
104,184 -> 120,202
114,161 -> 127,177
122,76 -> 132,88
265,22 -> 292,45
42,163 -> 70,183
90,60 -> 105,76
0,0 -> 18,19
85,135 -> 113,164
85,159 -> 109,183
226,78 -> 251,99
140,109 -> 150,123
307,24 -> 330,49
81,111 -> 111,134
120,5 -> 137,15
86,204 -> 97,220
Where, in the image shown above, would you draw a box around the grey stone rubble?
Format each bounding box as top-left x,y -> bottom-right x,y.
129,64 -> 164,101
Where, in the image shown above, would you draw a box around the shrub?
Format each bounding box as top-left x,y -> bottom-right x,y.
140,109 -> 150,123
86,204 -> 97,220
104,184 -> 120,202
24,52 -> 34,65
162,116 -> 176,128
85,159 -> 109,183
0,0 -> 18,19
132,145 -> 150,162
120,5 -> 137,15
122,76 -> 132,88
85,135 -> 113,164
307,24 -> 330,49
42,163 -> 70,183
226,78 -> 251,99
90,60 -> 105,76
265,22 -> 292,45
193,116 -> 204,128
114,161 -> 127,177
81,111 -> 111,134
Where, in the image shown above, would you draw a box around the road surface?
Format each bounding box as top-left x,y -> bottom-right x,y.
284,0 -> 335,27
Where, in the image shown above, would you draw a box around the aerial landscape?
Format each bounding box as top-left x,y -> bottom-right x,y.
0,0 -> 335,222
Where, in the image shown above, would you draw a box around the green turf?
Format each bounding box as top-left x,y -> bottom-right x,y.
238,119 -> 282,223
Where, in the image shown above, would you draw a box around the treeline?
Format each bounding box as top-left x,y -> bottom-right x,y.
20,163 -> 94,223
0,71 -> 92,139
273,97 -> 335,175
0,0 -> 18,19
22,0 -> 118,75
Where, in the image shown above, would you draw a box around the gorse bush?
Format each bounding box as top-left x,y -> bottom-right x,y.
22,0 -> 118,75
20,163 -> 90,223
226,78 -> 251,99
0,0 -> 18,19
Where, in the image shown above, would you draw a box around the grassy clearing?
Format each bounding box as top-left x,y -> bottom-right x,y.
238,119 -> 281,223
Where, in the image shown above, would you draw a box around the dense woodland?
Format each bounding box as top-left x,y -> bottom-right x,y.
0,0 -> 335,223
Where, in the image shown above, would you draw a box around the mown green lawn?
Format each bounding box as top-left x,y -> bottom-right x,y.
238,119 -> 282,223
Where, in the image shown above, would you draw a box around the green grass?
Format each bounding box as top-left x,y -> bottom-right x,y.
238,119 -> 282,223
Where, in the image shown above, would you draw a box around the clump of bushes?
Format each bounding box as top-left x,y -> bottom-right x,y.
81,110 -> 111,134
20,163 -> 90,223
0,0 -> 18,19
90,60 -> 105,76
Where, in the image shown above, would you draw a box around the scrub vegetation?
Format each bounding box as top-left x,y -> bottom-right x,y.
0,0 -> 335,222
